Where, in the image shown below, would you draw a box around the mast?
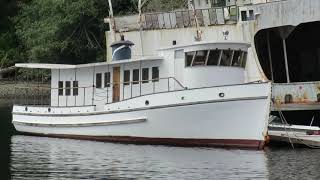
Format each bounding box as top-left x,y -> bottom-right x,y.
138,0 -> 148,56
189,3 -> 202,41
108,0 -> 116,42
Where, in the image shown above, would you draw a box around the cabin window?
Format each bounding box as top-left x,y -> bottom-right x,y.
185,51 -> 195,66
73,81 -> 78,96
152,67 -> 159,82
58,81 -> 63,96
220,49 -> 233,66
207,49 -> 221,65
241,52 -> 248,68
142,68 -> 149,83
104,72 -> 110,87
96,73 -> 102,88
65,81 -> 71,96
193,50 -> 207,66
132,69 -> 139,84
124,70 -> 130,85
231,50 -> 242,67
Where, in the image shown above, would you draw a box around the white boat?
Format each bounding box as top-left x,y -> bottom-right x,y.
268,120 -> 320,147
12,38 -> 272,149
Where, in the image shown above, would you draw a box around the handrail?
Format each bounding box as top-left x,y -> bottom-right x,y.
114,5 -> 238,32
14,76 -> 186,107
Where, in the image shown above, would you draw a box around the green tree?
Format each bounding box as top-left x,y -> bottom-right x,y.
142,0 -> 187,12
14,0 -> 108,64
0,0 -> 23,68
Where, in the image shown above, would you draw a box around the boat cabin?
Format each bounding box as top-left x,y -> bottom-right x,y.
15,40 -> 250,110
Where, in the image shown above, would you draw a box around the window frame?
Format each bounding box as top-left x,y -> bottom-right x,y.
96,73 -> 102,88
207,49 -> 221,66
58,81 -> 63,96
219,49 -> 233,66
65,81 -> 71,96
142,68 -> 149,84
104,72 -> 110,88
132,69 -> 139,84
73,81 -> 78,96
152,67 -> 159,82
185,51 -> 195,67
123,70 -> 130,86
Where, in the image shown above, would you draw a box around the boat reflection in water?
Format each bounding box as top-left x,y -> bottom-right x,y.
10,135 -> 268,180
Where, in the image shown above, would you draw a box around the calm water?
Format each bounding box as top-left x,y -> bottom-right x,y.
1,105 -> 320,179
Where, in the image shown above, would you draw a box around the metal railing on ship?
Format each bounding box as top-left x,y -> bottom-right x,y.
115,6 -> 238,32
14,77 -> 186,107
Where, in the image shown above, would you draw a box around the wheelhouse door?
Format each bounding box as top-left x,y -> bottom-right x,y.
112,67 -> 120,102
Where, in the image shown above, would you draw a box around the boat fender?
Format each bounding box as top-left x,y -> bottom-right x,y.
145,100 -> 149,106
25,107 -> 28,112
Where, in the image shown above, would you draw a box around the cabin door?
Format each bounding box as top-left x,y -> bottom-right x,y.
112,67 -> 120,102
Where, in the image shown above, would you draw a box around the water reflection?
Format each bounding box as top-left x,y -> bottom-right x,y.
10,135 -> 269,180
0,105 -> 12,179
265,147 -> 320,180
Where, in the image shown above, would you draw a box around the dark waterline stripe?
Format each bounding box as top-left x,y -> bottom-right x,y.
18,132 -> 265,150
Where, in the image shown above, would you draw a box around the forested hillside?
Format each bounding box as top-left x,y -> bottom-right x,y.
0,0 -> 185,66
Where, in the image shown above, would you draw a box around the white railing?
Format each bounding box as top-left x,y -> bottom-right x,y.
14,77 -> 186,107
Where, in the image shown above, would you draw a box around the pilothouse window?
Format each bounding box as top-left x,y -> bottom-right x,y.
232,50 -> 242,67
185,49 -> 247,68
220,49 -> 233,66
241,52 -> 247,67
186,52 -> 194,66
193,51 -> 207,66
207,49 -> 221,65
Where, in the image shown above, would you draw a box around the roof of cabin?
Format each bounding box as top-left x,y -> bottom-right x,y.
158,41 -> 251,52
15,56 -> 163,69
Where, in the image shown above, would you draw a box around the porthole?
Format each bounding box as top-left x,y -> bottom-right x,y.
219,93 -> 225,98
25,107 -> 28,111
145,100 -> 150,106
48,108 -> 51,112
181,96 -> 185,100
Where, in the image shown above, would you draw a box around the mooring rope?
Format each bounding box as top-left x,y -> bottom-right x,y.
272,99 -> 320,149
272,99 -> 295,149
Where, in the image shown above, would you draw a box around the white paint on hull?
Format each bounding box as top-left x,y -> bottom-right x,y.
13,82 -> 271,142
